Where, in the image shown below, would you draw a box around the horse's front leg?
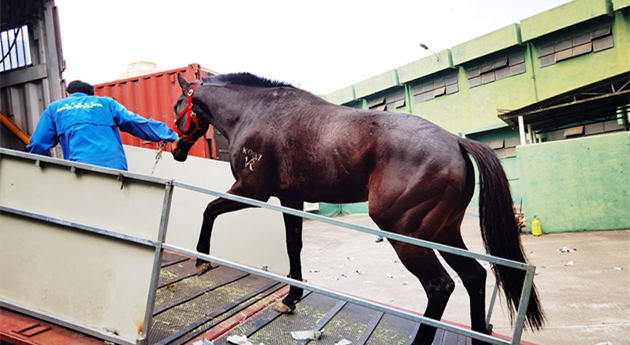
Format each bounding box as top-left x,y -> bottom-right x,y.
195,185 -> 259,275
274,198 -> 304,313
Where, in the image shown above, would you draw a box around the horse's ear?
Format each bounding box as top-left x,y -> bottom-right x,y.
177,73 -> 188,90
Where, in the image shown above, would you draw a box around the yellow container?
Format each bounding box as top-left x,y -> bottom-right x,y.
532,215 -> 542,236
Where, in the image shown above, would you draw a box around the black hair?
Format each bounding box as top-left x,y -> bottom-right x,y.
66,80 -> 95,96
202,72 -> 294,88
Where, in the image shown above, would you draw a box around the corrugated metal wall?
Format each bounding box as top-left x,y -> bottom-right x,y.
94,64 -> 219,160
0,0 -> 65,155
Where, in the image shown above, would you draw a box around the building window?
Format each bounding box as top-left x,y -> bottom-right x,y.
0,25 -> 31,72
412,73 -> 458,103
537,25 -> 614,68
467,52 -> 526,88
488,137 -> 519,158
548,120 -> 625,141
368,90 -> 405,111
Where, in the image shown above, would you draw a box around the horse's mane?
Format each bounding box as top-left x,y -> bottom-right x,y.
202,73 -> 294,89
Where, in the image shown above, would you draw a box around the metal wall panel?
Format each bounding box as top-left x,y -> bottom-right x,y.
0,150 -> 170,343
0,156 -> 166,241
94,64 -> 219,160
0,214 -> 155,343
0,0 -> 64,153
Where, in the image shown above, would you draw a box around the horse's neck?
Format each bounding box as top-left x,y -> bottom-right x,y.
202,86 -> 251,142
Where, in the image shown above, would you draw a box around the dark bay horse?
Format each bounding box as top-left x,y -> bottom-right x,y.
170,73 -> 544,345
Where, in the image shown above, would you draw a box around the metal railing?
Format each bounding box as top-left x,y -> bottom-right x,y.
0,148 -> 536,345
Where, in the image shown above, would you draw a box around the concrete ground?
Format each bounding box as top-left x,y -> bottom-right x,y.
300,212 -> 629,345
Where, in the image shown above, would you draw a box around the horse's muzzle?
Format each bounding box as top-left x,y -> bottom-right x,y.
171,139 -> 189,162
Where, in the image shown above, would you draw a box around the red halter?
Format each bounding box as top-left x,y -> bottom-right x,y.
173,83 -> 202,143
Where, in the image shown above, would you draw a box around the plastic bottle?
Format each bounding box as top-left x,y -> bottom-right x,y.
532,215 -> 542,236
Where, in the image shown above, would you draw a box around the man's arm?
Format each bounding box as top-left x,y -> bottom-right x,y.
110,100 -> 178,142
26,108 -> 58,156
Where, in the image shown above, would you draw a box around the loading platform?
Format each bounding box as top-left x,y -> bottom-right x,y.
149,252 -> 485,345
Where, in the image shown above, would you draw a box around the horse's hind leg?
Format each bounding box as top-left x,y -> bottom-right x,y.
368,167 -> 466,344
274,198 -> 304,313
436,221 -> 490,345
389,241 -> 455,345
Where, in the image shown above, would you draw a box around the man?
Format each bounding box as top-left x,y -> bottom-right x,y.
27,80 -> 178,171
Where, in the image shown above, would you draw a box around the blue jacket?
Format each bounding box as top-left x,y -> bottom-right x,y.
27,93 -> 178,171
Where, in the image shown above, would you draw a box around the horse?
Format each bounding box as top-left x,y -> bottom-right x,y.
170,72 -> 544,345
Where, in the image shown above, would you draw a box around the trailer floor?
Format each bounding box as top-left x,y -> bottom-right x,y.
151,252 -> 488,345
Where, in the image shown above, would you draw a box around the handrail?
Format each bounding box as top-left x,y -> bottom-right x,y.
170,180 -> 536,345
172,181 -> 535,272
0,111 -> 31,145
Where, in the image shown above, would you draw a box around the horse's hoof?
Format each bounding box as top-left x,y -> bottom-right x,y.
273,301 -> 294,314
196,262 -> 213,276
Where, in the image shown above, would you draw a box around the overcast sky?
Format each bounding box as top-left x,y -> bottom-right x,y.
54,0 -> 572,95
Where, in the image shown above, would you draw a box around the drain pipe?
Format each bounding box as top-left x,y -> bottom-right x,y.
0,111 -> 30,145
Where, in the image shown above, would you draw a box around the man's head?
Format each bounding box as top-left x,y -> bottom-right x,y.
66,80 -> 94,96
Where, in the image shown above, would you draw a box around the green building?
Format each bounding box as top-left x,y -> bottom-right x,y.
320,0 -> 630,234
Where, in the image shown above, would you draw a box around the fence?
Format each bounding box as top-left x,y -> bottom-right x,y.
0,147 -> 536,345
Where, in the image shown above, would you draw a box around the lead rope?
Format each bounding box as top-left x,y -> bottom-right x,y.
151,141 -> 168,175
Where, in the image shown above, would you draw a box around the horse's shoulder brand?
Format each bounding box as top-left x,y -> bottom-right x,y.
242,146 -> 263,171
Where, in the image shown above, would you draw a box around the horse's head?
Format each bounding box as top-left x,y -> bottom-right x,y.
171,73 -> 209,162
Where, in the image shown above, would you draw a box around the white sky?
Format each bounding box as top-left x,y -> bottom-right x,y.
54,0 -> 572,95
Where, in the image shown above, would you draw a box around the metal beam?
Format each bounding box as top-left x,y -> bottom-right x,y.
519,116 -> 527,146
0,64 -> 48,88
0,205 -> 156,247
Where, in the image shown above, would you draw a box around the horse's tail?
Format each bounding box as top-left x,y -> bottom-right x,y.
458,138 -> 545,330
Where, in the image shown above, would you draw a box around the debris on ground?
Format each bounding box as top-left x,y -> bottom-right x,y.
402,281 -> 409,285
363,281 -> 375,284
564,261 -> 574,266
356,270 -> 363,275
309,269 -> 320,273
594,342 -> 613,345
335,340 -> 352,345
227,335 -> 251,344
347,256 -> 354,261
612,267 -> 623,271
558,247 -> 577,253
165,284 -> 180,292
193,340 -> 214,345
291,330 -> 323,340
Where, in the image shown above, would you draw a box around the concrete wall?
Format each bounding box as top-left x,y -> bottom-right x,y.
517,131 -> 630,233
319,0 -> 629,221
528,13 -> 630,101
325,4 -> 629,135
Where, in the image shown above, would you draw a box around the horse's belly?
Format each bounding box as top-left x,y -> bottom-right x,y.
278,180 -> 369,204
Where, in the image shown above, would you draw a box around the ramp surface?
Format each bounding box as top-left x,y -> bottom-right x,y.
149,252 -> 480,345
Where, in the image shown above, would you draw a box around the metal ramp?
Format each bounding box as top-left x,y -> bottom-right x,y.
1,149 -> 533,345
149,252 -> 473,345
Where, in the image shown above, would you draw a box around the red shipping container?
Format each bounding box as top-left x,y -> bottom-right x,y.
94,63 -> 219,159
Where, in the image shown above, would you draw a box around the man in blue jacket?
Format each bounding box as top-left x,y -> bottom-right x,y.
27,80 -> 178,171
